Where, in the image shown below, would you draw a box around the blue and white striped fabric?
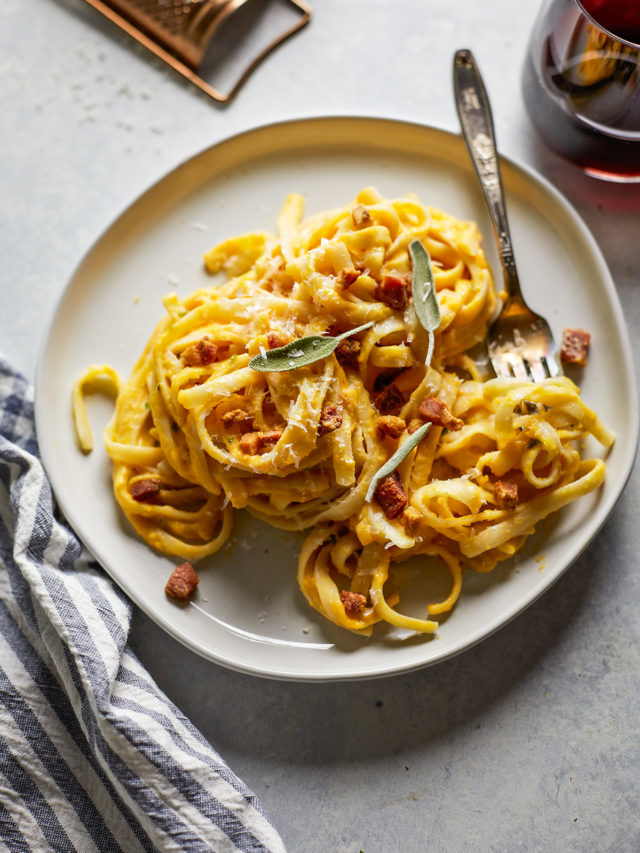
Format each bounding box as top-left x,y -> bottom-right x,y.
0,356 -> 286,852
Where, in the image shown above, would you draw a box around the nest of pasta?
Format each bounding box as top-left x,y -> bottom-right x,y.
85,187 -> 613,636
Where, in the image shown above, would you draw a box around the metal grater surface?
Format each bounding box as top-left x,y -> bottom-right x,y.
83,0 -> 311,102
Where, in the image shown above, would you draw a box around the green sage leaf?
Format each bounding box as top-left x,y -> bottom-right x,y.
365,422 -> 431,503
249,321 -> 375,372
409,239 -> 440,366
409,240 -> 440,332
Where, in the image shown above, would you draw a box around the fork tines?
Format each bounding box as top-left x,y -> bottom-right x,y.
490,352 -> 561,383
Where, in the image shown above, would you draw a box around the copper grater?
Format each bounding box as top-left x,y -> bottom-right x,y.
82,0 -> 311,103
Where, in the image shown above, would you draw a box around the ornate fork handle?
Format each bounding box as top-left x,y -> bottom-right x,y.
453,49 -> 523,302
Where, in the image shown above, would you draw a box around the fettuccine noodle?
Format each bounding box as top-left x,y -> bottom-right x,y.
75,187 -> 614,636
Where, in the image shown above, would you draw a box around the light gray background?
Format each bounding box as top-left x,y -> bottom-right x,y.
2,1 -> 639,851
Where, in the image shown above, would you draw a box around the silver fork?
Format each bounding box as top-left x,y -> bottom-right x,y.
453,48 -> 561,382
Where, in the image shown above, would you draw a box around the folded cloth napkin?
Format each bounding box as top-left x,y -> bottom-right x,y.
0,356 -> 286,853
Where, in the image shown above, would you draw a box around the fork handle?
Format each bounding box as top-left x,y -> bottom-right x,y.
453,48 -> 523,301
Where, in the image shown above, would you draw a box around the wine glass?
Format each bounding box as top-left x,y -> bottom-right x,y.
522,0 -> 640,181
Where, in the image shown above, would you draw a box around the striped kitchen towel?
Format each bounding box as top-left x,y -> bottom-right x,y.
0,355 -> 286,852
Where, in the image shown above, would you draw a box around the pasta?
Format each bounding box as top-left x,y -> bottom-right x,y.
76,187 -> 614,637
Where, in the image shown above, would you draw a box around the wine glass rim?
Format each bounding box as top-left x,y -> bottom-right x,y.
575,0 -> 640,49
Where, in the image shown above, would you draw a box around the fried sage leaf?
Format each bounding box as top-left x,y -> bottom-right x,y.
409,239 -> 440,366
365,422 -> 431,503
249,321 -> 375,372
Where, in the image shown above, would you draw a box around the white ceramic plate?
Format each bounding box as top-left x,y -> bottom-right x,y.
36,117 -> 638,681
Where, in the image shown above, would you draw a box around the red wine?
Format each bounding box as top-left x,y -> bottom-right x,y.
522,1 -> 640,179
580,0 -> 640,45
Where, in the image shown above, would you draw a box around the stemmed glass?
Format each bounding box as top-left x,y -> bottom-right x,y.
522,0 -> 640,181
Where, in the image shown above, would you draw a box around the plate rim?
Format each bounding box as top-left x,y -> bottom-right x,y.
35,114 -> 640,681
